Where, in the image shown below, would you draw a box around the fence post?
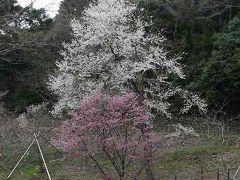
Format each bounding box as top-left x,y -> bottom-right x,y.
174,174 -> 177,180
201,166 -> 204,180
227,169 -> 230,180
217,169 -> 220,180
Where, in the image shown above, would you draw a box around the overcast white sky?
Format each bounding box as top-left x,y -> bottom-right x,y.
18,0 -> 63,17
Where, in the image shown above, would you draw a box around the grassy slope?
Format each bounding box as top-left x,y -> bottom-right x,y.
2,134 -> 240,180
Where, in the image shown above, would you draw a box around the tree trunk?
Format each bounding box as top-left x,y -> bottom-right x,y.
137,90 -> 145,106
144,135 -> 156,180
136,78 -> 155,180
145,160 -> 155,180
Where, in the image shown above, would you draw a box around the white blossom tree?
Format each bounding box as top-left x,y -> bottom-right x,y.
49,0 -> 206,116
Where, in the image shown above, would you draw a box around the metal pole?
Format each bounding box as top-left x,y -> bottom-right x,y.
7,133 -> 40,179
34,133 -> 52,180
217,170 -> 220,180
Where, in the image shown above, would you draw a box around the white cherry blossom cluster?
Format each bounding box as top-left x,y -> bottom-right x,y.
167,123 -> 199,138
49,0 -> 207,116
15,103 -> 48,128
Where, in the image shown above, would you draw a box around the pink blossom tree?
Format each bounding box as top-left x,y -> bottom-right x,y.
56,93 -> 161,179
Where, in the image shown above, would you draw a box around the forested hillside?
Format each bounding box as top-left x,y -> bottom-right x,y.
139,0 -> 240,116
0,0 -> 55,113
1,0 -> 239,117
1,0 -> 240,179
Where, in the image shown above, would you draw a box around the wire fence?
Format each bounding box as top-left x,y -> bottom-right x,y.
153,167 -> 240,180
1,114 -> 240,179
155,116 -> 240,136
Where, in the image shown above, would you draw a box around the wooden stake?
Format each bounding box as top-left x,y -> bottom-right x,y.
34,133 -> 52,180
228,169 -> 230,180
7,133 -> 40,179
201,166 -> 204,180
233,166 -> 240,179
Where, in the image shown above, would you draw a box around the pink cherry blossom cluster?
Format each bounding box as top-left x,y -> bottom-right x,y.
55,92 -> 162,179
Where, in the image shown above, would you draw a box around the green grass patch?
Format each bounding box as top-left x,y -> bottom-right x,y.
169,145 -> 232,162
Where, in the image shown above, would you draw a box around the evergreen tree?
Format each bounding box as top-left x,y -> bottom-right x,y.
0,1 -> 55,112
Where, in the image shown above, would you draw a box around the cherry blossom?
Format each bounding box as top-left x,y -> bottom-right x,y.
49,0 -> 207,116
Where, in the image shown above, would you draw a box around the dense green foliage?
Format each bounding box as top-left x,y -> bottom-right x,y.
0,0 -> 55,112
203,16 -> 240,113
139,0 -> 240,115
